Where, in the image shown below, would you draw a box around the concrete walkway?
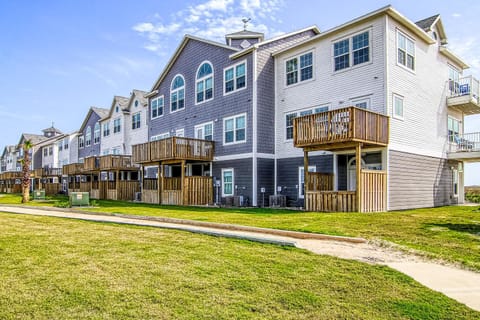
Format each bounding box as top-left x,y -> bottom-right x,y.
0,205 -> 479,312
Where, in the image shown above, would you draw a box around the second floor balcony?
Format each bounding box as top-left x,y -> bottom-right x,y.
447,76 -> 480,115
132,137 -> 215,164
294,107 -> 389,151
448,132 -> 480,161
83,155 -> 138,172
33,167 -> 62,178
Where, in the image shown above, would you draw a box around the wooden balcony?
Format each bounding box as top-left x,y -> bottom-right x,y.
448,132 -> 480,162
33,167 -> 62,177
63,163 -> 84,175
83,155 -> 138,172
132,137 -> 214,164
447,76 -> 480,115
294,107 -> 389,151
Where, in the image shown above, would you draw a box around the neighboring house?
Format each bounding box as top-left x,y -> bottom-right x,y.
1,145 -> 18,172
272,5 -> 480,211
133,26 -> 320,206
56,131 -> 79,168
100,96 -> 130,156
77,107 -> 109,162
125,90 -> 149,155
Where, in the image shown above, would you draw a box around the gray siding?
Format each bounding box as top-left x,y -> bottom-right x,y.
337,152 -> 382,190
389,150 -> 457,210
33,149 -> 43,170
257,158 -> 274,207
277,154 -> 333,206
78,112 -> 101,159
149,39 -> 253,157
212,158 -> 253,205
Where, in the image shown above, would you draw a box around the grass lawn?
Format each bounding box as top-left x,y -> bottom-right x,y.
1,193 -> 479,271
0,212 -> 478,319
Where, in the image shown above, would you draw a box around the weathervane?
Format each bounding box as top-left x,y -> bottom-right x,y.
242,18 -> 251,31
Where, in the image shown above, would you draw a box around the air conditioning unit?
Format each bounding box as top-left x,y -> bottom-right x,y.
269,195 -> 286,208
134,192 -> 142,202
233,195 -> 244,207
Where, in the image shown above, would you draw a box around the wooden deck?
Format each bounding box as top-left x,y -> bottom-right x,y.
34,167 -> 62,178
294,107 -> 389,151
132,137 -> 214,164
83,155 -> 138,172
63,163 -> 84,175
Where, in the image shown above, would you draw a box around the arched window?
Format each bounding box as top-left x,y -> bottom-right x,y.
170,75 -> 185,112
196,62 -> 213,103
85,126 -> 91,147
94,123 -> 100,144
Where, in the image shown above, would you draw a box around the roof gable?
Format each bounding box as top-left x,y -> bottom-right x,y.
106,95 -> 130,118
78,107 -> 109,133
415,14 -> 447,44
126,89 -> 148,111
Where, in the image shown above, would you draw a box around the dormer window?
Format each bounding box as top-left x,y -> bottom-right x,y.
171,75 -> 185,112
196,62 -> 214,104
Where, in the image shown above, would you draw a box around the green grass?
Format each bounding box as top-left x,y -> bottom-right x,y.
1,193 -> 479,271
0,213 -> 478,319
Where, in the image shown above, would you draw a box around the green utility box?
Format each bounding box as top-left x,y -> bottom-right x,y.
69,192 -> 90,206
33,189 -> 46,200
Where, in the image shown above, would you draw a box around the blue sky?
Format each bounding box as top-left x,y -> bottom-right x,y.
0,0 -> 479,184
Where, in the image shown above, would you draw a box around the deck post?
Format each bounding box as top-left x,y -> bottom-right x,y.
356,143 -> 362,212
304,150 -> 309,210
181,160 -> 185,205
158,163 -> 162,205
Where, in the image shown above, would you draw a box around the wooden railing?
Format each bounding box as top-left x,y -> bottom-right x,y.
63,163 -> 84,175
360,170 -> 387,213
143,178 -> 158,190
184,176 -> 213,205
305,191 -> 357,212
294,107 -> 389,149
34,168 -> 62,177
306,173 -> 333,192
83,155 -> 137,171
163,177 -> 181,190
132,137 -> 214,163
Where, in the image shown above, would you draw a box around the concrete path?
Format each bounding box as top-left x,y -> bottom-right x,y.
0,205 -> 479,312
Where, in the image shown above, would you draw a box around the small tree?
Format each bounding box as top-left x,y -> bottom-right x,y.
19,140 -> 33,203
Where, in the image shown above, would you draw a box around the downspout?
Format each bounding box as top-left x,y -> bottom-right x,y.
384,14 -> 391,211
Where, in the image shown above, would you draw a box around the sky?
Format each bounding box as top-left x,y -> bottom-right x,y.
0,0 -> 479,184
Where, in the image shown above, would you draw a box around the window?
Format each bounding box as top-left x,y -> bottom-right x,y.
397,31 -> 415,70
64,138 -> 68,150
352,98 -> 370,109
112,147 -> 121,155
224,114 -> 246,144
102,149 -> 110,156
196,62 -> 213,103
285,106 -> 330,140
452,168 -> 459,197
151,133 -> 170,141
171,75 -> 185,112
299,166 -> 316,199
85,127 -> 91,147
334,31 -> 370,71
94,123 -> 100,144
58,140 -> 63,151
222,169 -> 234,197
79,136 -> 84,148
151,96 -> 164,119
448,116 -> 460,142
195,122 -> 213,141
132,112 -> 141,130
134,100 -> 138,107
48,146 -> 53,156
43,148 -> 48,156
224,61 -> 246,94
103,121 -> 110,137
393,94 -> 404,119
448,65 -> 460,95
286,52 -> 313,86
175,128 -> 184,137
113,118 -> 121,133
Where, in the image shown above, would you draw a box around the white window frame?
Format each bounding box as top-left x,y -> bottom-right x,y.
332,29 -> 371,72
175,128 -> 184,137
94,123 -> 100,144
151,95 -> 164,119
223,113 -> 247,145
392,94 -> 404,120
113,118 -> 121,134
396,30 -> 415,72
299,166 -> 316,199
132,112 -> 141,130
285,105 -> 330,141
194,121 -> 214,141
223,60 -> 247,95
170,75 -> 185,113
195,61 -> 214,105
448,116 -> 460,143
452,168 -> 459,197
79,136 -> 84,149
351,97 -> 370,109
151,132 -> 170,141
103,121 -> 110,137
85,126 -> 91,147
221,168 -> 234,197
285,51 -> 314,86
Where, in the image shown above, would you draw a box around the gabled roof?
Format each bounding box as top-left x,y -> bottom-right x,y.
126,89 -> 148,111
225,30 -> 265,41
78,107 -> 109,133
150,34 -> 239,91
17,133 -> 47,147
229,25 -> 320,59
105,95 -> 130,118
42,126 -> 63,135
415,14 -> 447,45
272,5 -> 435,57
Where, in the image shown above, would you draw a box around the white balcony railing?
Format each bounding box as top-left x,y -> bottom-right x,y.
447,76 -> 480,102
449,132 -> 480,152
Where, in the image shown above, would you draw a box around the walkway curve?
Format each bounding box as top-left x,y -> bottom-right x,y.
0,205 -> 479,312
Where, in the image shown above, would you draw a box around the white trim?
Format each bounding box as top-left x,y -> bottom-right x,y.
221,168 -> 234,197
132,111 -> 141,130
252,49 -> 258,206
213,152 -> 274,161
150,132 -> 170,142
175,128 -> 184,137
388,144 -> 446,159
194,121 -> 214,140
396,29 -> 416,73
392,93 -> 404,120
298,166 -> 316,199
150,95 -> 164,120
223,113 -> 247,146
113,118 -> 121,134
332,28 -> 373,73
223,60 -> 247,96
170,74 -> 186,113
350,97 -> 371,109
195,61 -> 214,105
284,49 -> 315,87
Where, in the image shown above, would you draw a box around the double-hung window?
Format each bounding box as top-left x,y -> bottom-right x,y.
132,112 -> 141,130
171,75 -> 185,112
103,121 -> 110,137
222,169 -> 234,197
397,31 -> 415,71
448,116 -> 460,142
85,127 -> 91,147
196,62 -> 213,103
43,148 -> 48,157
334,30 -> 370,71
224,61 -> 246,94
64,138 -> 69,150
58,140 -> 63,151
224,114 -> 246,144
79,136 -> 84,148
94,123 -> 100,144
151,96 -> 164,119
113,118 -> 121,133
286,52 -> 313,85
195,122 -> 213,141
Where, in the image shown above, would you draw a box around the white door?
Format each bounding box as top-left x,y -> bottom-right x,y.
347,157 -> 365,191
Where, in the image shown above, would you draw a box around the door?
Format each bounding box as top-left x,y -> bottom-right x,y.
347,157 -> 365,191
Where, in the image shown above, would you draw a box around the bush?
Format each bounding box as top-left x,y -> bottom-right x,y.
465,193 -> 480,203
54,201 -> 71,208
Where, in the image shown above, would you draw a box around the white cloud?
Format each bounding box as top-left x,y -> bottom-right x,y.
452,13 -> 462,18
132,0 -> 285,54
